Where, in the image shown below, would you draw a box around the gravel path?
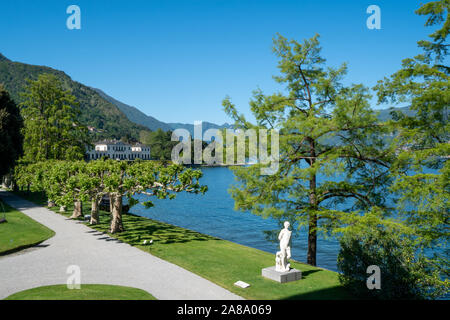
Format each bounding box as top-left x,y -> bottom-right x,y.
0,190 -> 243,300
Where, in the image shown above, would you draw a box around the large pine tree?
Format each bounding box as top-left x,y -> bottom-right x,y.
223,34 -> 393,266
19,73 -> 90,162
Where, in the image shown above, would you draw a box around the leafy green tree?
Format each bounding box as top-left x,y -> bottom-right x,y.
14,160 -> 85,216
223,34 -> 393,266
16,159 -> 207,234
14,161 -> 45,193
102,159 -> 207,233
337,210 -> 448,300
140,128 -> 176,161
0,84 -> 23,178
80,160 -> 110,225
19,73 -> 90,162
45,161 -> 87,219
374,0 -> 449,251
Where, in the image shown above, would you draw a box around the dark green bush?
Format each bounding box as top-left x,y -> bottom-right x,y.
337,226 -> 447,300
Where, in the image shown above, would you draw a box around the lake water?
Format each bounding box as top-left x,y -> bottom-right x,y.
130,166 -> 341,272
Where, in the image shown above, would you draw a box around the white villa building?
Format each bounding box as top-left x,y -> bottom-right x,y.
86,140 -> 151,161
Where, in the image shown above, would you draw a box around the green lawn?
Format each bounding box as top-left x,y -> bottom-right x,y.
0,200 -> 55,255
13,190 -> 353,300
89,212 -> 353,300
4,284 -> 156,300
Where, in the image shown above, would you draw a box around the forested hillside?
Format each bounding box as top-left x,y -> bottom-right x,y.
94,87 -> 233,136
0,53 -> 149,141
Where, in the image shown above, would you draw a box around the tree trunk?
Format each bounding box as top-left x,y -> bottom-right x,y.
307,138 -> 318,266
109,193 -> 114,213
110,194 -> 124,233
90,197 -> 99,225
307,175 -> 318,265
307,211 -> 317,266
70,200 -> 83,219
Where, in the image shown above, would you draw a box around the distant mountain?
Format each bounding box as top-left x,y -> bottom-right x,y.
0,53 -> 149,141
376,106 -> 416,121
93,87 -> 233,136
0,53 -> 234,142
0,53 -> 10,62
93,88 -> 173,132
0,53 -> 413,144
167,121 -> 234,137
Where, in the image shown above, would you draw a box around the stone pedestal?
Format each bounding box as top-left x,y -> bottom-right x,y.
261,266 -> 302,283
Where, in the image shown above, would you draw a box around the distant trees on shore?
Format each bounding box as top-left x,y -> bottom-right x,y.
140,128 -> 177,161
0,84 -> 23,178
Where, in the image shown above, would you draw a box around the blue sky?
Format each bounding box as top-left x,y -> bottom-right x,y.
0,0 -> 433,125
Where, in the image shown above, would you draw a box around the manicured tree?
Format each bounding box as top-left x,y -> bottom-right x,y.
65,159 -> 110,225
0,85 -> 23,180
101,160 -> 128,233
44,161 -> 88,219
13,159 -> 207,233
84,160 -> 109,225
223,34 -> 393,266
102,159 -> 207,233
14,161 -> 44,193
15,160 -> 99,219
374,0 -> 449,252
16,160 -> 86,218
19,73 -> 90,162
13,160 -> 62,207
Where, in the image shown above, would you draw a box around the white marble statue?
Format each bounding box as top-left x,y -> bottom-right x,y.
275,221 -> 292,272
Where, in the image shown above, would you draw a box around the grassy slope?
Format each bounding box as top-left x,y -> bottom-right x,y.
14,190 -> 353,300
0,200 -> 55,255
4,284 -> 156,300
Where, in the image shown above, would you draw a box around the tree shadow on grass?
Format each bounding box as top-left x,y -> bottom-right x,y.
10,191 -> 47,207
91,212 -> 219,246
1,192 -> 46,212
9,191 -> 219,246
301,269 -> 322,279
